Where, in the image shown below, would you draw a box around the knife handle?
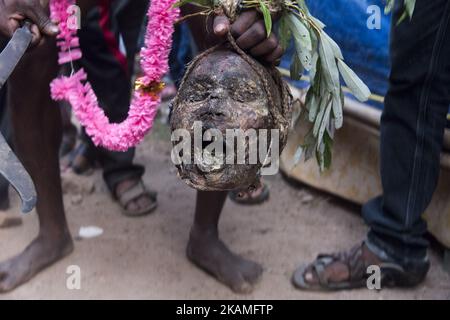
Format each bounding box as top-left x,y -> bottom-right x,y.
20,19 -> 32,32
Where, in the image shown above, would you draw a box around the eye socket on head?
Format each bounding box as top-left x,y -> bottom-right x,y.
225,79 -> 260,103
181,76 -> 262,104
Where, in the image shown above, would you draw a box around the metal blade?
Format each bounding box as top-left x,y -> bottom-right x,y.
0,24 -> 33,90
0,23 -> 36,213
0,133 -> 36,213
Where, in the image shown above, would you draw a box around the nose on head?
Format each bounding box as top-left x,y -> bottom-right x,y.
197,103 -> 231,121
209,87 -> 226,100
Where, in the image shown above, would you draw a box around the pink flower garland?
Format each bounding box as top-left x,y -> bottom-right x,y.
50,0 -> 179,151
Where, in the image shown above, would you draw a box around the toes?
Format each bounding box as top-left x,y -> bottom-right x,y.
239,259 -> 263,285
186,236 -> 261,294
0,272 -> 14,293
217,267 -> 254,294
0,263 -> 9,282
219,258 -> 262,293
230,279 -> 254,294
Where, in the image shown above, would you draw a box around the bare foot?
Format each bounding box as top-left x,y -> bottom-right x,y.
0,233 -> 73,293
187,228 -> 263,294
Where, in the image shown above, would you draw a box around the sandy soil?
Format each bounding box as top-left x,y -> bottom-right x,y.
1,122 -> 449,300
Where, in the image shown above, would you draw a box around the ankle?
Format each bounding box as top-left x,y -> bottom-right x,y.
38,226 -> 72,243
362,243 -> 384,265
115,178 -> 139,196
190,225 -> 218,240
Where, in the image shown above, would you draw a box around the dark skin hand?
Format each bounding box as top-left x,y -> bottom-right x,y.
0,0 -> 59,46
182,5 -> 284,65
213,10 -> 284,64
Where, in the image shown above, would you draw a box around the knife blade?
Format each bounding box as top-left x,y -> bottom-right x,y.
0,22 -> 36,213
0,132 -> 36,213
0,23 -> 33,90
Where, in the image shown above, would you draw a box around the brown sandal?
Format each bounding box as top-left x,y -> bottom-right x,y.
292,242 -> 429,291
116,180 -> 158,217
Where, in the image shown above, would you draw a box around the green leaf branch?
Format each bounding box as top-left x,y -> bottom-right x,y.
272,0 -> 370,171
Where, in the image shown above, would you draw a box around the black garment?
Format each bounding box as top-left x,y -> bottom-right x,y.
77,0 -> 148,193
363,0 -> 450,266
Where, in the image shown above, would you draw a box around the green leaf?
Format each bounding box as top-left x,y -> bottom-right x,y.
331,88 -> 345,131
323,131 -> 333,169
278,14 -> 292,50
396,10 -> 408,25
296,0 -> 309,13
313,94 -> 329,137
331,89 -> 343,128
306,91 -> 319,122
316,143 -> 325,171
384,0 -> 395,14
309,53 -> 319,86
326,116 -> 336,139
287,14 -> 313,71
322,32 -> 343,60
290,55 -> 303,80
385,0 -> 416,23
317,104 -> 332,150
319,35 -> 340,88
310,16 -> 326,29
337,60 -> 371,102
310,27 -> 319,53
259,0 -> 272,38
405,0 -> 416,18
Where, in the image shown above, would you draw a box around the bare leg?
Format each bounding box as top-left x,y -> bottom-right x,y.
0,39 -> 73,293
187,191 -> 263,293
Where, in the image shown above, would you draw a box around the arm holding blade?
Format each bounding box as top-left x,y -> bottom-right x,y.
0,0 -> 58,213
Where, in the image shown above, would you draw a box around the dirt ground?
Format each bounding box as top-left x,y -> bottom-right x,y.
0,121 -> 449,300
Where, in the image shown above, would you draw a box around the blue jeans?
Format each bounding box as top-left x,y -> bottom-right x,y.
363,0 -> 450,266
169,23 -> 194,87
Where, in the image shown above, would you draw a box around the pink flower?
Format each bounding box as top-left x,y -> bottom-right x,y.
50,0 -> 179,151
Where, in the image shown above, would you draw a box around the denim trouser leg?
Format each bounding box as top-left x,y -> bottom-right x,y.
169,23 -> 194,87
362,0 -> 450,265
